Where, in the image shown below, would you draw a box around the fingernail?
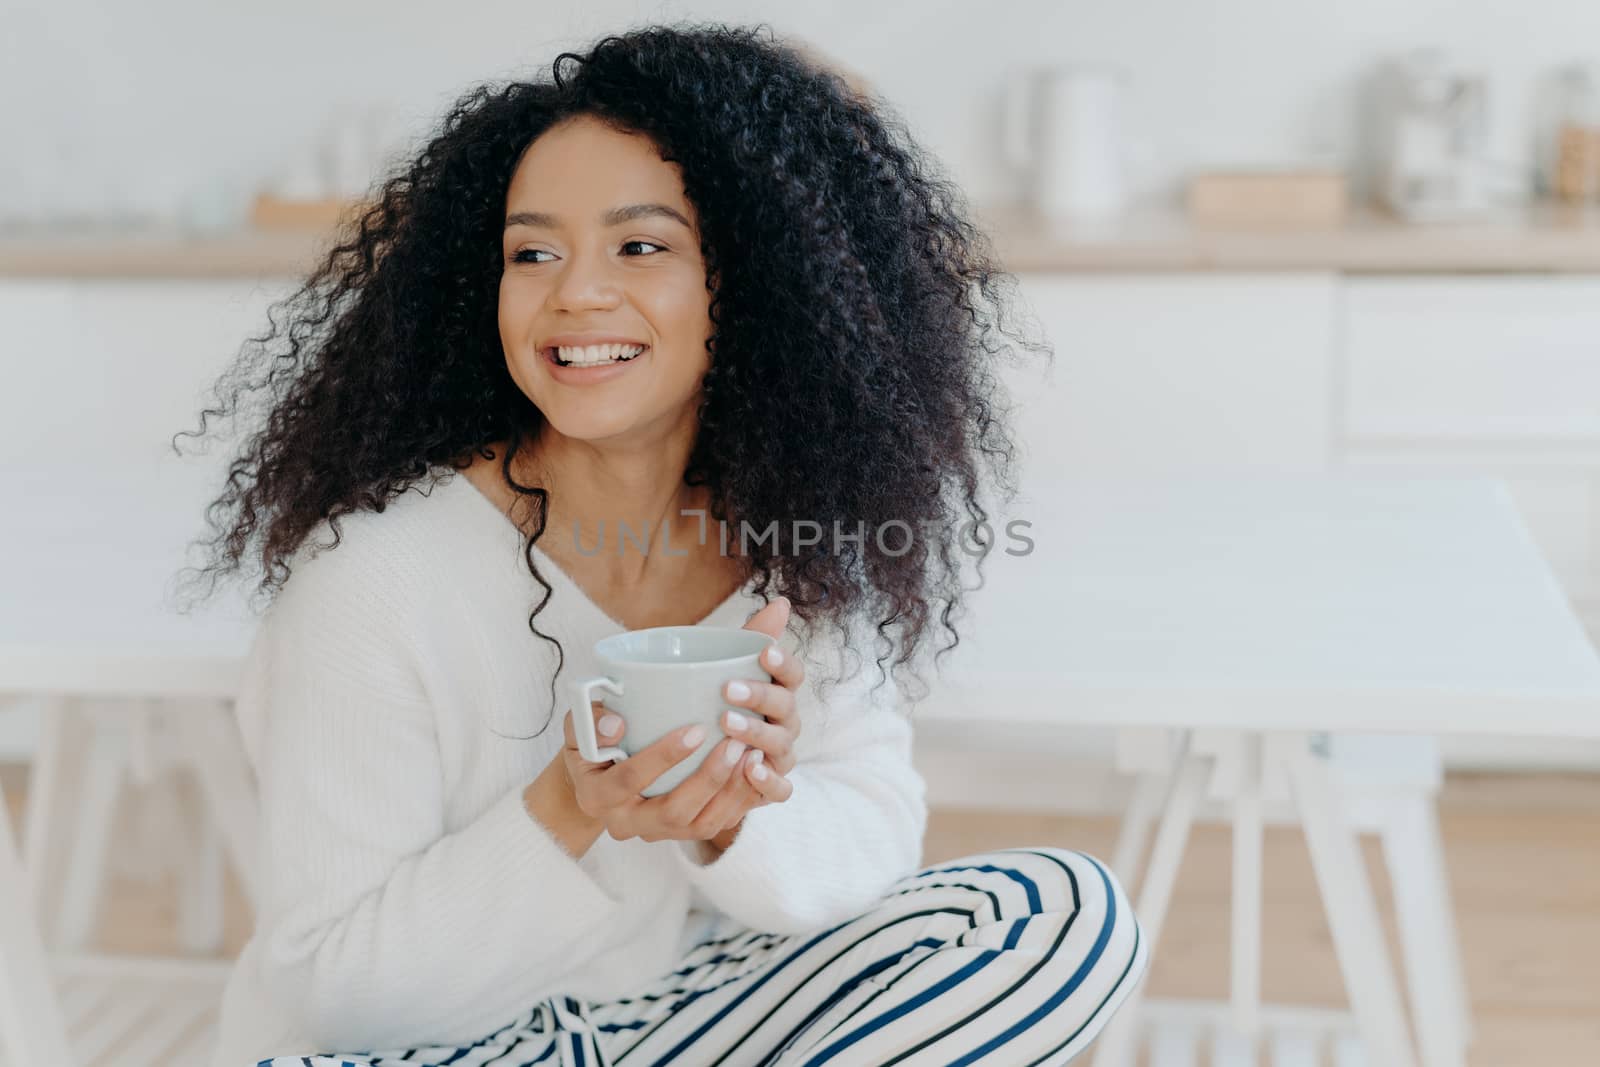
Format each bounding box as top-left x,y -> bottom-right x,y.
749,749 -> 765,767
766,647 -> 783,666
751,759 -> 770,782
723,711 -> 747,733
682,725 -> 706,749
726,680 -> 751,702
598,714 -> 622,736
724,739 -> 747,764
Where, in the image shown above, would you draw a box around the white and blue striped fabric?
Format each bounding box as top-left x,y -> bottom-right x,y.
258,847 -> 1146,1067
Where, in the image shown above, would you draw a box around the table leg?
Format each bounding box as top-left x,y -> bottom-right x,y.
1281,733 -> 1418,1067
1381,792 -> 1470,1067
0,763 -> 75,1064
1229,733 -> 1263,1044
1110,772 -> 1166,888
1092,739 -> 1212,1067
176,700 -> 259,908
175,776 -> 226,955
21,697 -> 104,945
55,712 -> 127,949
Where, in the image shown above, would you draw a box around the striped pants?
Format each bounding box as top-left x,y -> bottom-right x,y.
264,847 -> 1146,1067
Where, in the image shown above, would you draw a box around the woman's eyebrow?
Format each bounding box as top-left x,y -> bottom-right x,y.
503,203 -> 692,230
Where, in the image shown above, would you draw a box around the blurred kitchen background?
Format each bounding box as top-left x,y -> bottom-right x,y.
8,0 -> 1600,762
3,1 -> 1600,1065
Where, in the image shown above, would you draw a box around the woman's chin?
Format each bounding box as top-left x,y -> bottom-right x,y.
540,406 -> 648,444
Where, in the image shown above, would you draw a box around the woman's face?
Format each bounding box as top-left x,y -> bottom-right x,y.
499,114 -> 714,446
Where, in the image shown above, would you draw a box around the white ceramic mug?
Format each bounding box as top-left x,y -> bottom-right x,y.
569,625 -> 775,797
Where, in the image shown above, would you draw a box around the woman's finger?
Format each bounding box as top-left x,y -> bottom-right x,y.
643,733 -> 745,830
564,703 -> 626,758
741,749 -> 794,804
593,704 -> 625,744
757,643 -> 802,689
722,678 -> 796,730
692,752 -> 762,836
606,723 -> 708,803
719,709 -> 796,776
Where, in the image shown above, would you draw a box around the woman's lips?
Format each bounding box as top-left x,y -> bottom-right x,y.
541,344 -> 649,385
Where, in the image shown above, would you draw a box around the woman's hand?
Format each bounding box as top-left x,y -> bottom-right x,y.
715,595 -> 802,770
557,597 -> 802,849
560,705 -> 756,844
703,597 -> 803,850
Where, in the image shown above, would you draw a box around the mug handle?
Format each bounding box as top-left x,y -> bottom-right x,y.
570,677 -> 629,763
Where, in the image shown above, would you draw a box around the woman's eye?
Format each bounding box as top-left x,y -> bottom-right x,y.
508,239 -> 665,265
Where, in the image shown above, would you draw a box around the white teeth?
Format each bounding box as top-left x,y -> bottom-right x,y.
554,343 -> 646,366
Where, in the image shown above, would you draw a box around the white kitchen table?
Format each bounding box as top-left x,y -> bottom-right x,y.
926,473 -> 1600,739
918,473 -> 1600,1067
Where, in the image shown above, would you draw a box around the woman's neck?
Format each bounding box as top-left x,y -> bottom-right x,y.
513,424 -> 725,594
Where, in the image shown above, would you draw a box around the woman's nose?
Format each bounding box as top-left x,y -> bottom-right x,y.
550,251 -> 622,312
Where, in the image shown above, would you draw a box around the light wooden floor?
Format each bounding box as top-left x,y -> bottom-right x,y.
6,769 -> 1598,1065
922,773 -> 1600,1066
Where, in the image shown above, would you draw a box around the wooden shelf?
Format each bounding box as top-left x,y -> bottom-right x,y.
5,201 -> 1600,279
979,201 -> 1600,274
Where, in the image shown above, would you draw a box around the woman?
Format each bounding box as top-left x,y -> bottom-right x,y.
182,23 -> 1145,1067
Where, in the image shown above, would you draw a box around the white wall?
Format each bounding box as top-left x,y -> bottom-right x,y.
4,0 -> 1599,224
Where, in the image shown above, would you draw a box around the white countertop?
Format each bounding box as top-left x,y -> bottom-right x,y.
6,202 -> 1600,279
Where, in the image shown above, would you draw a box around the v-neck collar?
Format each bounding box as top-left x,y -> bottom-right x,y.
444,466 -> 752,631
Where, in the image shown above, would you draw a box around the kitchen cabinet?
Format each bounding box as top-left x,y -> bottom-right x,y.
1342,277 -> 1600,442
1004,274 -> 1339,481
996,273 -> 1600,642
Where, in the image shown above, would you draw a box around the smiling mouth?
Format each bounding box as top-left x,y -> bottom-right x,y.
544,343 -> 649,367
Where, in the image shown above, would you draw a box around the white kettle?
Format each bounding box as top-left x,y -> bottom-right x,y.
1003,65 -> 1130,222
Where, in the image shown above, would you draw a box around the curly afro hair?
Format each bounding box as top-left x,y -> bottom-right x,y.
176,21 -> 1047,719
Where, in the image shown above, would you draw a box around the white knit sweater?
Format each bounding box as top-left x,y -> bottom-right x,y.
211,467 -> 928,1065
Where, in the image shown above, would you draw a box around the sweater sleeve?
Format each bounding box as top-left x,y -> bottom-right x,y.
668,642 -> 928,934
243,537 -> 627,1051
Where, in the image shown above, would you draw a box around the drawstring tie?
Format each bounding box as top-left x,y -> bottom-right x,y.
537,995 -> 610,1067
